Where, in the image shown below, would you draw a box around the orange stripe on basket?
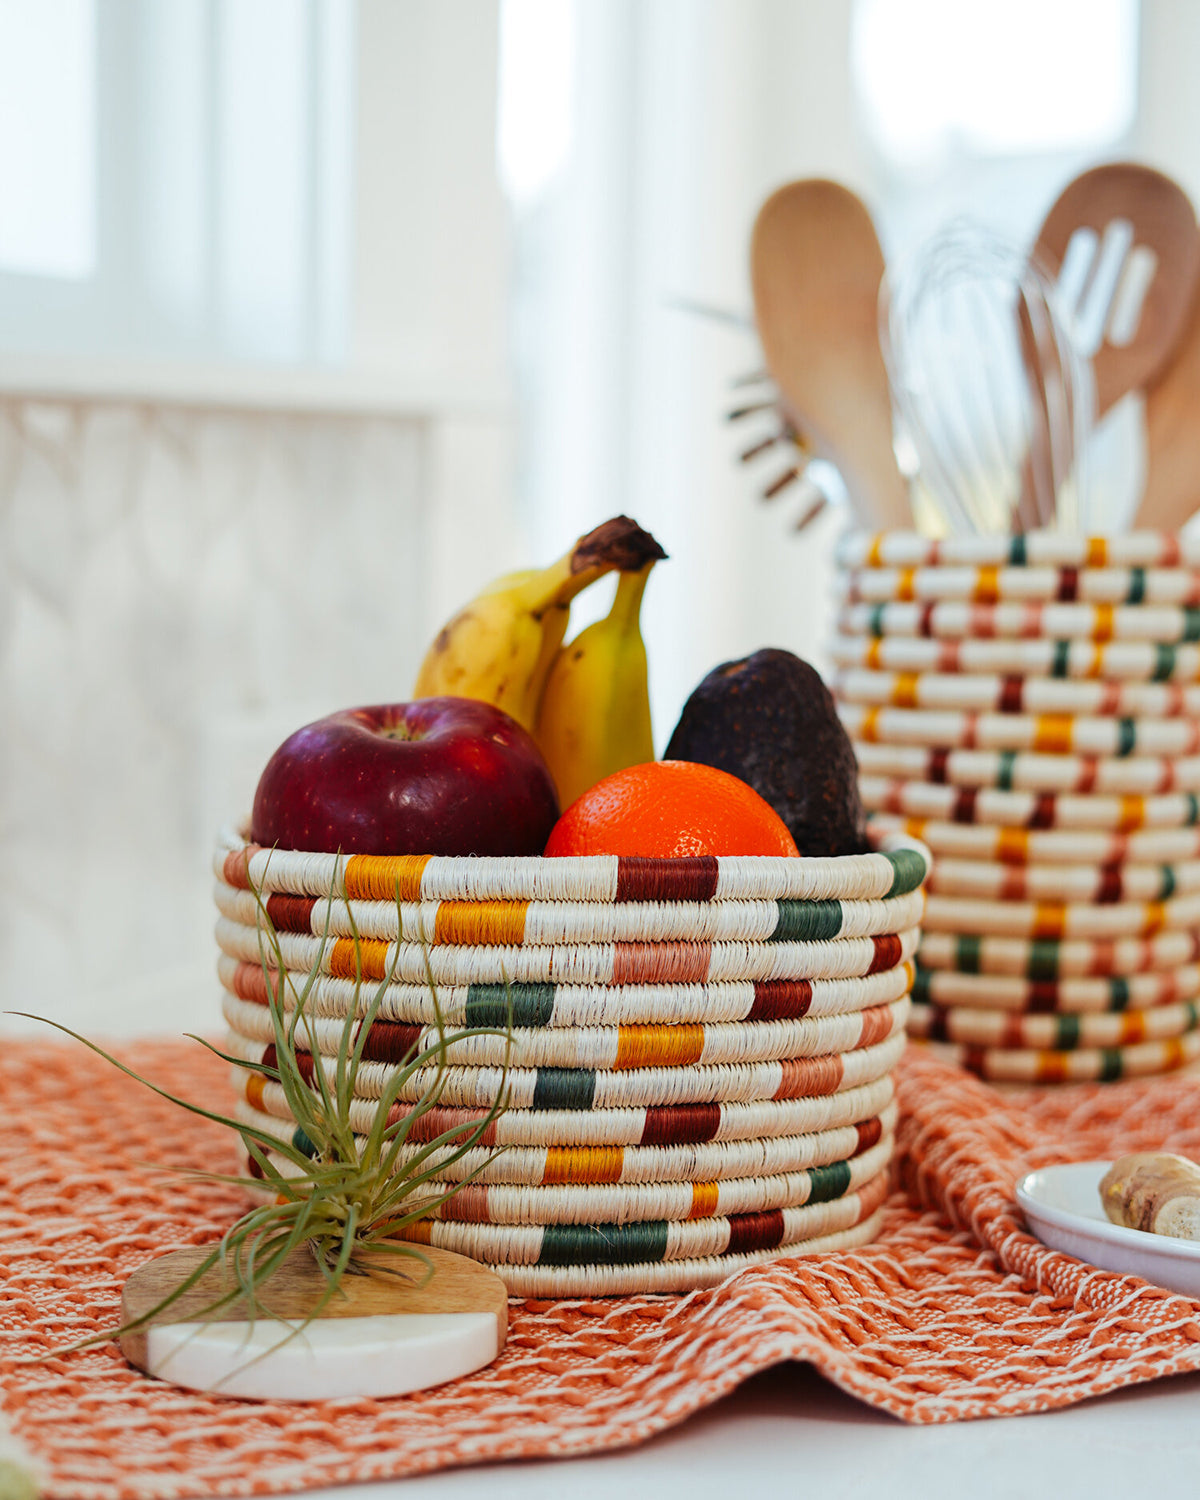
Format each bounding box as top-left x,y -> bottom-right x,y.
1036,1051 -> 1071,1084
1032,905 -> 1067,940
1119,796 -> 1146,832
866,638 -> 884,669
1086,537 -> 1107,568
894,672 -> 920,708
1165,1038 -> 1187,1071
612,942 -> 712,985
1000,870 -> 1027,901
433,901 -> 528,947
689,1181 -> 721,1218
1033,715 -> 1073,754
223,846 -> 259,890
1143,901 -> 1167,937
904,817 -> 928,841
996,827 -> 1030,864
866,534 -> 885,568
1120,1012 -> 1148,1045
775,1054 -> 844,1099
1087,643 -> 1105,678
343,854 -> 430,902
974,565 -> 1000,604
542,1146 -> 624,1184
245,1073 -> 266,1110
857,1003 -> 896,1048
860,707 -> 881,743
897,567 -> 916,602
330,937 -> 391,981
1094,603 -> 1115,642
615,1024 -> 706,1070
392,1220 -> 433,1245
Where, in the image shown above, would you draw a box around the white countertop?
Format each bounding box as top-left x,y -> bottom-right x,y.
288,1359 -> 1200,1500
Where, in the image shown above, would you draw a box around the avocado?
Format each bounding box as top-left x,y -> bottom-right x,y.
664,648 -> 866,857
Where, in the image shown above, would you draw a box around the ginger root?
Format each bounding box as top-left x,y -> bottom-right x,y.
1100,1152 -> 1200,1241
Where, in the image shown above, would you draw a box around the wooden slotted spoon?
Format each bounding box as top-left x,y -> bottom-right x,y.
750,179 -> 911,530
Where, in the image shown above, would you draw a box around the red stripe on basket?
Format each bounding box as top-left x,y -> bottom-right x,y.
441,1185 -> 489,1223
747,980 -> 813,1021
938,641 -> 961,671
929,748 -> 951,784
231,961 -> 272,1003
926,1009 -> 950,1041
1090,940 -> 1118,977
1099,682 -> 1121,714
952,788 -> 979,824
640,1102 -> 722,1146
1030,794 -> 1056,829
1096,866 -> 1123,903
1160,761 -> 1177,793
612,942 -> 712,984
855,1116 -> 883,1154
962,1045 -> 988,1076
615,856 -> 720,903
919,603 -> 937,637
1076,760 -> 1099,795
869,933 -> 903,973
725,1209 -> 785,1256
1000,869 -> 1027,901
775,1054 -> 845,1099
999,677 -> 1023,713
389,1105 -> 497,1147
262,1044 -> 315,1085
1057,566 -> 1079,602
355,1019 -> 423,1065
1028,981 -> 1059,1012
223,846 -> 261,890
857,1003 -> 896,1048
1162,535 -> 1182,566
859,1172 -> 889,1214
265,893 -> 318,934
1020,604 -> 1044,638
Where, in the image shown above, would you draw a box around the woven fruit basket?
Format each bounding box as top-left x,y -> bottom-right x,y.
834,529 -> 1200,1085
214,825 -> 929,1295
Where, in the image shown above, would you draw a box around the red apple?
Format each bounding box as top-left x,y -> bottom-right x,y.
250,698 -> 560,856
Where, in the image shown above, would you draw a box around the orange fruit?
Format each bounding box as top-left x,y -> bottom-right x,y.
543,760 -> 800,858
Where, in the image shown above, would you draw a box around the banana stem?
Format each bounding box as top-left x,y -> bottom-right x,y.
607,564 -> 654,632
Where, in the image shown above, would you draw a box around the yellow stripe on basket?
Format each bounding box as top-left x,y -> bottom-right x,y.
615,1024 -> 706,1070
867,534 -> 885,568
542,1146 -> 625,1185
1119,796 -> 1146,832
893,672 -> 920,708
904,816 -> 928,841
975,565 -> 1000,604
1032,904 -> 1066,940
996,827 -> 1029,863
344,854 -> 430,902
903,960 -> 916,992
433,901 -> 529,946
246,1073 -> 266,1110
1143,901 -> 1167,937
689,1181 -> 721,1219
1094,602 -> 1116,642
1086,538 -> 1107,569
330,937 -> 391,980
897,567 -> 916,602
1033,715 -> 1073,754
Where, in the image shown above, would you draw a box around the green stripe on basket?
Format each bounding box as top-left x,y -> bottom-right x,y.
532,1068 -> 596,1111
956,935 -> 982,974
996,750 -> 1017,792
1115,718 -> 1136,757
771,899 -> 843,942
1108,977 -> 1131,1011
912,967 -> 932,1004
466,983 -> 556,1029
1187,1001 -> 1200,1029
1051,640 -> 1070,678
1126,568 -> 1146,605
1184,608 -> 1200,644
539,1220 -> 670,1266
1154,643 -> 1176,681
868,603 -> 886,637
1159,865 -> 1177,901
1009,535 -> 1027,566
807,1158 -> 852,1204
1027,941 -> 1059,980
292,1126 -> 317,1158
1099,1048 -> 1123,1082
883,846 -> 927,897
1054,1014 -> 1081,1049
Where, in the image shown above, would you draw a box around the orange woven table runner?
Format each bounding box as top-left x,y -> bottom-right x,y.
6,1038 -> 1200,1500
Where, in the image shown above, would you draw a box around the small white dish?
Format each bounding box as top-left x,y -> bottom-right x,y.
1016,1160 -> 1200,1298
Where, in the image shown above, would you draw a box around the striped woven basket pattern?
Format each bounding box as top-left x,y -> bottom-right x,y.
215,826 -> 928,1293
835,530 -> 1200,1085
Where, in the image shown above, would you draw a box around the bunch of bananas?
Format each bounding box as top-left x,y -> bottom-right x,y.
414,515 -> 666,809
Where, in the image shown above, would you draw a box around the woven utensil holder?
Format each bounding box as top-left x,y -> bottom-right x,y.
835,529 -> 1200,1085
214,824 -> 928,1294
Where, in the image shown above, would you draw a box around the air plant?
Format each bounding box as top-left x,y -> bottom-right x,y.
16,868 -> 513,1359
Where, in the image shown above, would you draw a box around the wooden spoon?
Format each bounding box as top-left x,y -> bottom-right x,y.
1033,163 -> 1200,422
750,180 -> 911,529
1136,236 -> 1200,532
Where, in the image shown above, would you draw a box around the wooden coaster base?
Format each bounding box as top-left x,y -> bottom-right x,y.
119,1243 -> 507,1400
